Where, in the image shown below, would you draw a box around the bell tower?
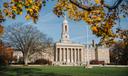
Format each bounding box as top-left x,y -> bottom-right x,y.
60,15 -> 70,43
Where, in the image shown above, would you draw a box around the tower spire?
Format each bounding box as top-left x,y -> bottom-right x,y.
60,15 -> 70,43
63,14 -> 68,24
64,14 -> 66,20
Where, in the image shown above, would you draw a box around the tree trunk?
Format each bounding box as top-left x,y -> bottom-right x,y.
24,57 -> 28,65
24,54 -> 28,66
23,49 -> 30,66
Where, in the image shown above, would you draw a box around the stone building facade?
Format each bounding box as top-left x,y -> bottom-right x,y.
54,16 -> 110,66
87,46 -> 110,64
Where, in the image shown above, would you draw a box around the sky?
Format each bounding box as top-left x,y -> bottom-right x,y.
1,0 -> 128,44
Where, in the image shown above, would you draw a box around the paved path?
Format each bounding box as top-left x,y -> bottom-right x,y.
91,65 -> 128,67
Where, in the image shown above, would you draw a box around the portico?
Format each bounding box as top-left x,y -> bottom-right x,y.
54,43 -> 85,65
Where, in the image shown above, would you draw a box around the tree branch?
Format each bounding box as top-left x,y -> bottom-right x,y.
104,0 -> 123,10
69,0 -> 92,11
69,0 -> 123,11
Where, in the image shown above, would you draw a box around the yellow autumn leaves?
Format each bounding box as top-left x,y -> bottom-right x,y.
53,0 -> 81,21
25,0 -> 42,23
0,25 -> 4,36
54,0 -> 105,30
0,0 -> 43,36
53,0 -> 117,46
0,10 -> 4,36
25,14 -> 31,20
91,26 -> 98,33
2,0 -> 43,23
95,0 -> 101,4
54,0 -> 105,24
82,7 -> 104,25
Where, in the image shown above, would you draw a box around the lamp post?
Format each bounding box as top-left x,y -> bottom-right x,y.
86,25 -> 91,68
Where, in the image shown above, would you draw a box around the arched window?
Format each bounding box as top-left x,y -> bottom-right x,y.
65,25 -> 67,32
65,35 -> 67,38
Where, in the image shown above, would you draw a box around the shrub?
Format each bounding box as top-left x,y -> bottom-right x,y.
0,43 -> 13,65
34,58 -> 52,65
90,60 -> 105,65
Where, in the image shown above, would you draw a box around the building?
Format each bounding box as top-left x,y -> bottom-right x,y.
12,16 -> 110,65
54,16 -> 110,66
12,47 -> 54,64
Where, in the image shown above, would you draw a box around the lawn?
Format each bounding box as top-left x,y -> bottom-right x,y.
0,66 -> 128,76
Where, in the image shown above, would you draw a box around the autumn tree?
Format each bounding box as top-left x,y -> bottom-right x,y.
4,23 -> 53,65
53,0 -> 128,46
0,40 -> 13,65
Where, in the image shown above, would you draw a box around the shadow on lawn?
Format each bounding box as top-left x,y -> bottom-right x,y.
0,66 -> 71,76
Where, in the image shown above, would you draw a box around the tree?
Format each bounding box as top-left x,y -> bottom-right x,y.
0,40 -> 13,65
3,23 -> 52,65
110,30 -> 128,65
0,0 -> 48,65
53,0 -> 128,46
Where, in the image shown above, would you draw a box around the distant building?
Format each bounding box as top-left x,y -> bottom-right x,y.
54,16 -> 110,66
12,48 -> 54,63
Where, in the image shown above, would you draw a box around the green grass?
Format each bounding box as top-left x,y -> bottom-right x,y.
0,66 -> 128,76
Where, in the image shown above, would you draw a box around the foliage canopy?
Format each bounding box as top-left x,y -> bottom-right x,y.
53,0 -> 128,46
0,0 -> 128,46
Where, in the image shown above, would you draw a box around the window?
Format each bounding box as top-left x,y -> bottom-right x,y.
65,35 -> 67,38
65,25 -> 67,32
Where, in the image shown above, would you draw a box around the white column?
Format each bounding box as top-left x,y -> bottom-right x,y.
63,48 -> 65,62
59,48 -> 62,62
77,49 -> 79,63
71,48 -> 73,63
73,49 -> 75,63
80,48 -> 83,63
69,48 -> 71,63
67,48 -> 69,63
74,49 -> 76,63
62,48 -> 63,62
55,48 -> 58,62
76,49 -> 78,62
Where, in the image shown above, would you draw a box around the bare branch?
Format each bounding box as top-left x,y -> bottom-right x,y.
104,0 -> 123,10
69,0 -> 92,11
69,0 -> 123,11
